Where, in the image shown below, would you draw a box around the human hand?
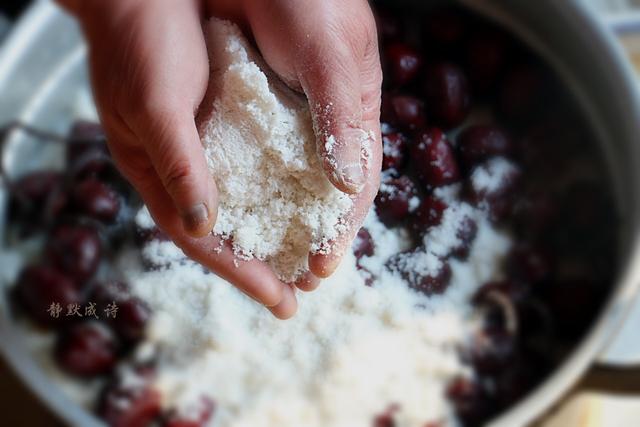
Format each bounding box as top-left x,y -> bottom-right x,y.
232,0 -> 383,287
57,0 -> 382,316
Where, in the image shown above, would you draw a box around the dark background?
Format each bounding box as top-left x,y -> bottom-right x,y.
1,0 -> 31,19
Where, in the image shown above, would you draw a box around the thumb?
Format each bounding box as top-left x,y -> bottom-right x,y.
298,49 -> 374,195
136,105 -> 218,238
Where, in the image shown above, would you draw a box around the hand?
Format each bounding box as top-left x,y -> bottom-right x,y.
227,0 -> 383,286
57,0 -> 382,317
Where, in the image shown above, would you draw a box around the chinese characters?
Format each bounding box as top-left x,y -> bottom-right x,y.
47,301 -> 118,319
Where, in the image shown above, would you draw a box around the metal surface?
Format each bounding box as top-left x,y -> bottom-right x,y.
1,1 -> 640,427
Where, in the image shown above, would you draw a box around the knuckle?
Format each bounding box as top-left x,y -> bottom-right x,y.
161,157 -> 194,196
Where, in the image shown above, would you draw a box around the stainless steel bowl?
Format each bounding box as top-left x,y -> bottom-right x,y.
1,1 -> 640,426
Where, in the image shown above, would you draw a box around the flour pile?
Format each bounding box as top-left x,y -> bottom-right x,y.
125,200 -> 511,427
198,19 -> 354,282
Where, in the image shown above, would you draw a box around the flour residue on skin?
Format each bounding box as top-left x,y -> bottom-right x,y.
198,19 -> 354,282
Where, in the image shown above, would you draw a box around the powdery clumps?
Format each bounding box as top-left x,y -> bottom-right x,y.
198,19 -> 353,282
119,200 -> 511,427
470,157 -> 519,194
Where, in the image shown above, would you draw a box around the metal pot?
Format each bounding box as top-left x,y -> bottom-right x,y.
1,1 -> 640,426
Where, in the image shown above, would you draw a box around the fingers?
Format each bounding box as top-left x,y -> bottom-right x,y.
298,49 -> 373,195
267,284 -> 298,319
73,0 -> 298,317
107,139 -> 292,312
122,1 -> 216,238
294,271 -> 321,292
80,0 -> 215,239
308,128 -> 381,278
139,107 -> 218,238
178,234 -> 291,312
307,12 -> 383,278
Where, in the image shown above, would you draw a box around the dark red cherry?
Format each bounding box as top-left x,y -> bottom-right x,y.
423,8 -> 466,47
507,244 -> 553,284
466,28 -> 508,93
468,327 -> 516,374
373,405 -> 399,427
375,175 -> 417,226
14,265 -> 82,327
135,226 -> 170,247
90,281 -> 149,344
466,159 -> 520,221
353,227 -> 374,260
68,145 -> 112,179
516,119 -> 562,172
10,171 -> 62,205
67,121 -> 111,178
375,8 -> 402,42
55,321 -> 119,377
446,377 -> 493,425
518,298 -> 555,356
382,132 -> 407,171
43,186 -> 70,221
410,195 -> 448,234
110,297 -> 152,344
68,120 -> 106,144
163,397 -> 215,427
387,250 -> 452,296
494,358 -> 537,406
423,63 -> 470,128
450,216 -> 478,259
99,380 -> 162,427
357,265 -> 375,287
412,261 -> 452,295
46,224 -> 102,283
381,94 -> 427,130
512,191 -> 557,237
374,413 -> 395,427
411,129 -> 460,189
457,125 -> 513,169
499,65 -> 545,121
72,178 -> 121,223
385,42 -> 423,87
9,171 -> 64,222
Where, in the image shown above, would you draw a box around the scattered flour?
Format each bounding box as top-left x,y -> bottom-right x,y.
198,19 -> 353,282
125,200 -> 511,427
470,157 -> 519,195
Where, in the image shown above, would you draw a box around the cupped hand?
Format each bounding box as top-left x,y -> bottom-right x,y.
57,0 -> 382,317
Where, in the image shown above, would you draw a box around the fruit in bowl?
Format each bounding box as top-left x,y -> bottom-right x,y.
2,3 -> 618,427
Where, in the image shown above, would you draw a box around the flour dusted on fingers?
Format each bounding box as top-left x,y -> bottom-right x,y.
198,19 -> 353,282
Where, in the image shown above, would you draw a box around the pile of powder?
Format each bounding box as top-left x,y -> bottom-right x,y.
120,202 -> 511,427
198,19 -> 353,282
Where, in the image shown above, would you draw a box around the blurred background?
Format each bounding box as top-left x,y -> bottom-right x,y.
1,0 -> 640,426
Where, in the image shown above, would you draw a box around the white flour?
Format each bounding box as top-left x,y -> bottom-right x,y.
198,19 -> 353,282
470,157 -> 518,194
127,202 -> 511,427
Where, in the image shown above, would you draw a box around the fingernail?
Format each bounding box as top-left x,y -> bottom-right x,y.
182,203 -> 210,236
337,164 -> 366,194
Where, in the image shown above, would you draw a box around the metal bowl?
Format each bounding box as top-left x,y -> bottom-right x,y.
1,1 -> 640,426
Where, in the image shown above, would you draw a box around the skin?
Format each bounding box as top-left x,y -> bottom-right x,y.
57,0 -> 383,319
